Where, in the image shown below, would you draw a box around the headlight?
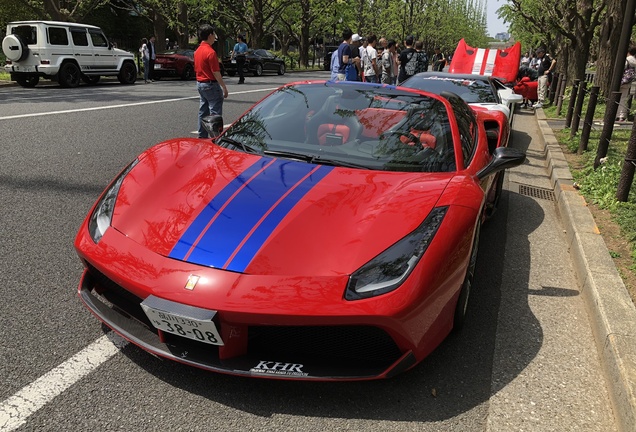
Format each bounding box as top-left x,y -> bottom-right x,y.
345,206 -> 448,300
88,159 -> 139,243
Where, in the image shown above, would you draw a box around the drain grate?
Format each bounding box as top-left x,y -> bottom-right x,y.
518,185 -> 556,201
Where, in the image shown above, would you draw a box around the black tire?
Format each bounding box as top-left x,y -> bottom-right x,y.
453,225 -> 480,331
253,63 -> 263,77
16,76 -> 39,88
2,34 -> 29,62
181,64 -> 194,80
58,62 -> 81,88
485,171 -> 505,219
277,63 -> 285,75
82,75 -> 100,85
227,71 -> 236,77
118,61 -> 137,84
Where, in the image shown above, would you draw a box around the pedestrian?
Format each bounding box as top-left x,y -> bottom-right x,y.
363,34 -> 380,83
139,37 -> 150,83
521,51 -> 530,67
147,35 -> 157,82
397,35 -> 418,84
532,47 -> 556,109
529,52 -> 539,70
194,24 -> 229,139
381,40 -> 396,84
231,34 -> 248,84
336,29 -> 354,81
617,46 -> 636,122
432,47 -> 446,72
391,41 -> 399,84
414,40 -> 428,73
330,45 -> 340,81
347,33 -> 363,81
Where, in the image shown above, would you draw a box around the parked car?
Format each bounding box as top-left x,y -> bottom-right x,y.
152,49 -> 196,80
222,49 -> 285,77
401,72 -> 523,125
75,81 -> 525,380
2,20 -> 137,88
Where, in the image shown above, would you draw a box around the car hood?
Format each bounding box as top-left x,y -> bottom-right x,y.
113,47 -> 135,58
111,140 -> 452,276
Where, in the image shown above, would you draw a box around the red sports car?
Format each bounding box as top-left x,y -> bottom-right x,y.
75,81 -> 525,380
152,49 -> 196,80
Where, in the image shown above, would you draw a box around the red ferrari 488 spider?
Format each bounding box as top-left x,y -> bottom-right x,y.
75,81 -> 525,380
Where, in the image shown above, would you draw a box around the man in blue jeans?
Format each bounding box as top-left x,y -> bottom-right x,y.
194,24 -> 228,138
232,34 -> 248,84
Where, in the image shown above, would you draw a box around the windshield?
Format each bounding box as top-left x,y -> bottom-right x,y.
218,82 -> 456,173
401,76 -> 498,104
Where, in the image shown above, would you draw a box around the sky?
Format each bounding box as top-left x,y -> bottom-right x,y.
486,0 -> 509,36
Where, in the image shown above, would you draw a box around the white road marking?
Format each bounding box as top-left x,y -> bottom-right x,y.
0,87 -> 278,121
0,333 -> 128,431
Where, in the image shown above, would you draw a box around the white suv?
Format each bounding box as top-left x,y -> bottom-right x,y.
2,20 -> 137,88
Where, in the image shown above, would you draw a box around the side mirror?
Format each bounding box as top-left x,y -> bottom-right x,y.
202,115 -> 224,138
477,147 -> 526,180
508,93 -> 524,104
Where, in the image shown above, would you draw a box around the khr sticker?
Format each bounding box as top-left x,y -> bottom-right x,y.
250,360 -> 309,377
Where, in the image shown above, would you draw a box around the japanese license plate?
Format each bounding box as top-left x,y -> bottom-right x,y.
14,65 -> 35,72
231,59 -> 236,64
141,295 -> 224,346
154,64 -> 162,69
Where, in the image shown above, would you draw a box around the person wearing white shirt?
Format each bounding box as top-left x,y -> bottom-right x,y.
363,35 -> 379,83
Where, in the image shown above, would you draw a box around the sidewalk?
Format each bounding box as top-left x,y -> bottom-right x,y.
533,107 -> 636,432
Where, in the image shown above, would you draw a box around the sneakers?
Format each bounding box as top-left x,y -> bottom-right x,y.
533,102 -> 543,109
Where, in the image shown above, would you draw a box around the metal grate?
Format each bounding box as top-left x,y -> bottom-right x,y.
518,185 -> 556,201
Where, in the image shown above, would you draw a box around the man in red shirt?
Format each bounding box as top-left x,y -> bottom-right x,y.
194,24 -> 228,138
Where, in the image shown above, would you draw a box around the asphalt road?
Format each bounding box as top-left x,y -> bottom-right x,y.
0,73 -> 617,431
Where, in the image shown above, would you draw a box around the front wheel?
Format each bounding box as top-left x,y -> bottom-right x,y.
58,62 -> 81,88
484,172 -> 505,220
181,64 -> 194,80
453,225 -> 480,331
253,63 -> 263,77
118,62 -> 137,84
16,76 -> 39,88
277,63 -> 285,75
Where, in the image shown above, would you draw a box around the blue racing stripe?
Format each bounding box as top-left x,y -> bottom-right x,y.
169,157 -> 269,260
181,158 -> 331,269
225,165 -> 333,272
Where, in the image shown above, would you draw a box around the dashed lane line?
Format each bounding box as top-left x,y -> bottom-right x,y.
0,333 -> 128,431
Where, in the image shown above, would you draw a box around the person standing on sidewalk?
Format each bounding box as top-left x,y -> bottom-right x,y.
617,46 -> 636,122
147,35 -> 157,82
532,47 -> 556,109
363,34 -> 380,83
139,38 -> 150,83
194,24 -> 228,138
232,34 -> 248,84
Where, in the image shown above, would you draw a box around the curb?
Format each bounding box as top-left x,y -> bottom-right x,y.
535,108 -> 636,432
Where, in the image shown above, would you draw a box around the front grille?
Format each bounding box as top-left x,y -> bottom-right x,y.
85,263 -> 153,329
82,264 -> 404,376
249,325 -> 402,369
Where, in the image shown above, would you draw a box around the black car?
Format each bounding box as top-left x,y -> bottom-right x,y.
223,49 -> 286,77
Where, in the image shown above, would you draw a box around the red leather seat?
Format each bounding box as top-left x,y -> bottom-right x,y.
399,129 -> 437,149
